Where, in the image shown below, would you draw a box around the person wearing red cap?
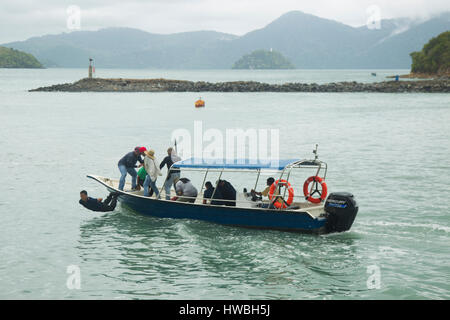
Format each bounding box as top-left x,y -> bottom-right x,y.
117,147 -> 146,191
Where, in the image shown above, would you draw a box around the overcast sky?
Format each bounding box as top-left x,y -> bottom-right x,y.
0,0 -> 449,43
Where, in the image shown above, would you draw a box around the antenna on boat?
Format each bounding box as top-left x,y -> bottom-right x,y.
313,144 -> 319,160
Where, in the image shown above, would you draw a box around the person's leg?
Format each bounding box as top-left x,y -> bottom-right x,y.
163,179 -> 171,200
163,173 -> 178,200
118,165 -> 128,190
109,196 -> 118,210
143,175 -> 150,196
149,179 -> 159,198
102,196 -> 118,211
167,172 -> 180,199
102,193 -> 114,205
127,167 -> 137,189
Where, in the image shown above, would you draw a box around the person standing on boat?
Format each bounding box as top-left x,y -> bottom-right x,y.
79,190 -> 118,212
216,180 -> 236,206
118,147 -> 146,191
174,177 -> 198,203
143,149 -> 162,198
160,147 -> 181,200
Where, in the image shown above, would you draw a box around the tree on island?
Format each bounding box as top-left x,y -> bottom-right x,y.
232,49 -> 295,69
0,46 -> 43,68
410,31 -> 450,75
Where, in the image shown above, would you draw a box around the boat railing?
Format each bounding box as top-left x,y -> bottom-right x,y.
158,157 -> 328,210
159,191 -> 323,211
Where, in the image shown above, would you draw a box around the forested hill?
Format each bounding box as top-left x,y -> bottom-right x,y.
410,31 -> 450,75
0,46 -> 43,68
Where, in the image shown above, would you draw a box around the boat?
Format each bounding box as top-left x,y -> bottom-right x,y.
87,149 -> 358,234
195,98 -> 205,108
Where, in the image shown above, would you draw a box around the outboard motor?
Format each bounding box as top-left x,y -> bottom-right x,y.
324,192 -> 358,233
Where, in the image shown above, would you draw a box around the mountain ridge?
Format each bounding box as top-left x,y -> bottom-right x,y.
2,10 -> 449,69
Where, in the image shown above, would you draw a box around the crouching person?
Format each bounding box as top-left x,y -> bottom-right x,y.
174,178 -> 198,203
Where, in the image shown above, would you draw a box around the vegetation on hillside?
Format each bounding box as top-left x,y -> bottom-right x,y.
0,46 -> 43,68
410,31 -> 450,75
232,49 -> 295,69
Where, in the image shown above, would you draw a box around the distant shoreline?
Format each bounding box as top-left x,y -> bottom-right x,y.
386,72 -> 450,79
29,77 -> 450,93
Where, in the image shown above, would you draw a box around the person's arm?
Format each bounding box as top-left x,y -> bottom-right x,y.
136,155 -> 144,167
261,187 -> 270,197
251,189 -> 262,196
159,156 -> 168,169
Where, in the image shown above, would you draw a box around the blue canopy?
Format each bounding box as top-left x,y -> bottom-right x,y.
172,158 -> 299,170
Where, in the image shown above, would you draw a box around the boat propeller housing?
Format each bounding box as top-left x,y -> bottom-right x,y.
324,192 -> 359,233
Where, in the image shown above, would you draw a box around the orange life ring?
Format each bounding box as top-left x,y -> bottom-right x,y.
268,179 -> 294,209
303,176 -> 328,204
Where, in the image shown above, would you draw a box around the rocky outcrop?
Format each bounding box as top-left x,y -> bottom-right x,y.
29,77 -> 450,93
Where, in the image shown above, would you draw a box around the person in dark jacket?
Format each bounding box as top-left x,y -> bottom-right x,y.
118,146 -> 146,190
203,181 -> 224,205
159,147 -> 181,200
79,190 -> 118,212
216,179 -> 236,206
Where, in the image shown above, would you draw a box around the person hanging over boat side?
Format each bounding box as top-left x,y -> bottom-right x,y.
143,149 -> 162,198
118,146 -> 146,191
79,190 -> 118,212
174,177 -> 198,203
160,147 -> 181,200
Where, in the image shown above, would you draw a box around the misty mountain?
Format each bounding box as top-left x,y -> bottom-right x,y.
2,11 -> 449,69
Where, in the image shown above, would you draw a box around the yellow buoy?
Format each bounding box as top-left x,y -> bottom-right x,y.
195,98 -> 205,108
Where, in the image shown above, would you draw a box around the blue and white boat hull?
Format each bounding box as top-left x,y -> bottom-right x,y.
87,175 -> 357,234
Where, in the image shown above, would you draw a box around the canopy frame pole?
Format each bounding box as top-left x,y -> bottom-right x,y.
253,169 -> 261,191
281,169 -> 292,203
274,167 -> 289,210
209,169 -> 223,205
199,169 -> 209,202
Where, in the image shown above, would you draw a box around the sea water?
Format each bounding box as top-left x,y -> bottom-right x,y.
0,68 -> 449,299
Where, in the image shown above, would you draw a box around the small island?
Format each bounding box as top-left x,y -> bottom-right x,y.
0,46 -> 43,68
232,49 -> 295,69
